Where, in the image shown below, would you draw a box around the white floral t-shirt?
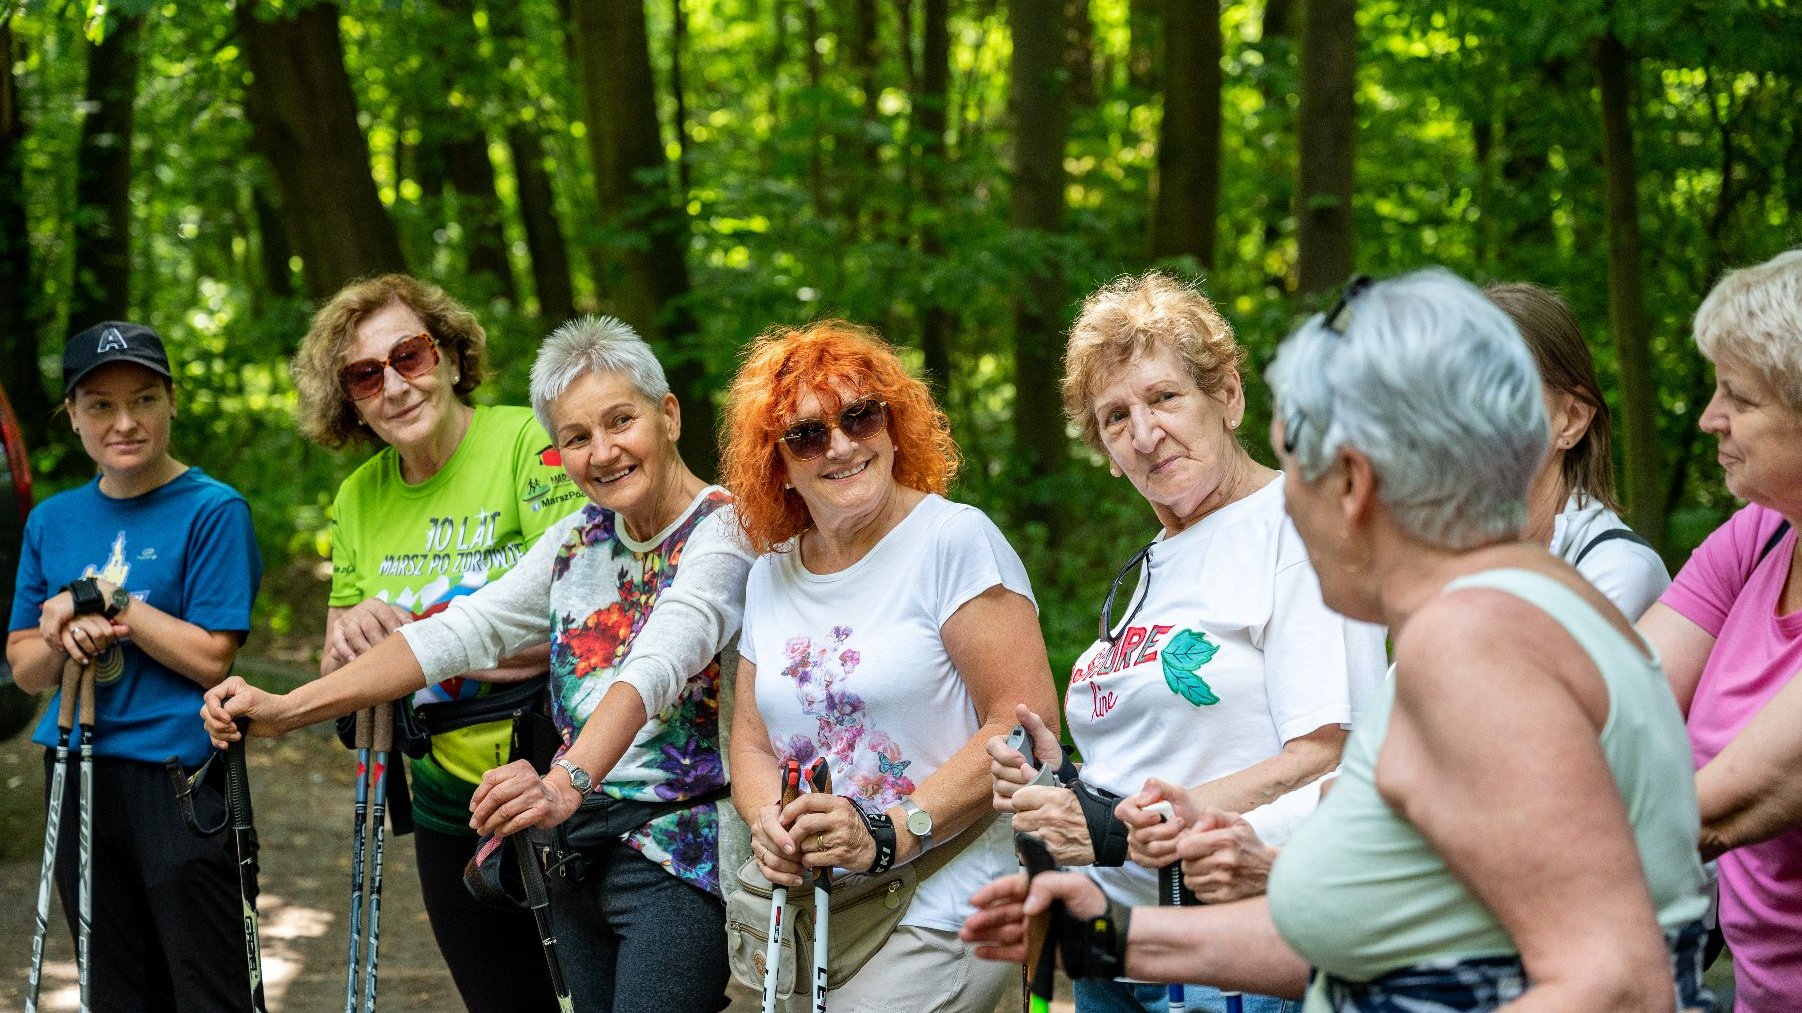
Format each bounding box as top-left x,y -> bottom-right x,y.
741,494 -> 1031,931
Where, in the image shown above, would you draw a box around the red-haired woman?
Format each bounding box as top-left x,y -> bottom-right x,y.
723,321 -> 1059,1010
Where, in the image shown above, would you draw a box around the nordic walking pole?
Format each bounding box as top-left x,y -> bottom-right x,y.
24,658 -> 81,1013
1146,802 -> 1186,1013
512,833 -> 575,1013
361,700 -> 394,1013
343,707 -> 373,1013
761,757 -> 804,1013
1014,832 -> 1057,1013
76,660 -> 96,1013
223,717 -> 269,1013
168,714 -> 270,1013
807,759 -> 832,1013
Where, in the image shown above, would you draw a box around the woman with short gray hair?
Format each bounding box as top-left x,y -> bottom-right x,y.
963,270 -> 1714,1012
206,315 -> 755,1011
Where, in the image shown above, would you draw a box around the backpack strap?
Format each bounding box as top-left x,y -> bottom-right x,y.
1757,519 -> 1793,566
1574,527 -> 1656,567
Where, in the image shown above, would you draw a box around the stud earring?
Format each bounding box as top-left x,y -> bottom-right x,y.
1228,418 -> 1240,430
783,482 -> 793,490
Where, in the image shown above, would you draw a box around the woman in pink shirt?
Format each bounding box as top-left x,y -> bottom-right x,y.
1640,248 -> 1802,1012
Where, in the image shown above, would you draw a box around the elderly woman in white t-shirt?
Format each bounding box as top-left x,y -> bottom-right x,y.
723,320 -> 1059,1012
986,272 -> 1385,1013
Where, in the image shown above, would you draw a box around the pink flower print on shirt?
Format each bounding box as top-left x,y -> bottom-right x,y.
773,627 -> 915,809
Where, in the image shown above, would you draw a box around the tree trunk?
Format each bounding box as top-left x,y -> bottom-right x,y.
68,12 -> 145,332
507,126 -> 577,324
670,0 -> 692,198
1294,0 -> 1356,295
803,0 -> 828,217
485,0 -> 577,323
1064,0 -> 1096,108
1592,30 -> 1665,551
917,0 -> 954,396
0,19 -> 51,441
569,0 -> 712,474
1263,0 -> 1295,38
1007,0 -> 1069,498
1149,0 -> 1220,267
237,0 -> 407,302
251,187 -> 296,308
444,132 -> 518,301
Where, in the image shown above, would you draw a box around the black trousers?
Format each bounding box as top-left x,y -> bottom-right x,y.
43,751 -> 251,1013
414,823 -> 563,1013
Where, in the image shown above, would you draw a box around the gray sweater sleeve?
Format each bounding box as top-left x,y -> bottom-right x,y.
613,507 -> 756,717
397,511 -> 579,685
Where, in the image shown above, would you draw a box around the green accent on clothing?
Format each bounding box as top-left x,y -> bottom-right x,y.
328,405 -> 577,794
1267,568 -> 1710,995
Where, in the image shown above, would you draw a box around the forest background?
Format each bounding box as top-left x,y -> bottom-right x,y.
3,0 -> 1801,680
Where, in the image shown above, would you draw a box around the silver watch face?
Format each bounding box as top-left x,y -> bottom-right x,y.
905,804 -> 932,837
559,760 -> 592,793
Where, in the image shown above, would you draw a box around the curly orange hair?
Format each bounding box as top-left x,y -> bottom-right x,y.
721,320 -> 959,555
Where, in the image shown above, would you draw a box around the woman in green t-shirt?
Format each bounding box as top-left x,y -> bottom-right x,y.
292,275 -> 576,1013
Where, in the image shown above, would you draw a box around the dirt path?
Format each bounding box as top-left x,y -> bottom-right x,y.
0,718 -> 458,1011
0,707 -> 1073,1012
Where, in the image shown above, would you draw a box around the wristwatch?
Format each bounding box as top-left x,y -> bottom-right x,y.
898,796 -> 933,851
553,758 -> 593,796
104,587 -> 131,619
65,577 -> 105,617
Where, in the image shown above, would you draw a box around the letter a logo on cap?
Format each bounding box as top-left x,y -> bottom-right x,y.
96,327 -> 128,353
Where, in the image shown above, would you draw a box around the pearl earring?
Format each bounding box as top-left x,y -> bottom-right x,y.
1229,418 -> 1240,430
783,482 -> 793,490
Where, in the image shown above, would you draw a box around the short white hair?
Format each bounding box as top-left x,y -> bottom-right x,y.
1267,268 -> 1548,550
529,316 -> 670,435
1694,249 -> 1802,412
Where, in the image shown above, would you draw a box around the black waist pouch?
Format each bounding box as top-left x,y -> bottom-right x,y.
548,784 -> 731,890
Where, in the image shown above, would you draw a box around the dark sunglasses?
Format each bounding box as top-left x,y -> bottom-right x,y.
1098,540 -> 1156,644
339,333 -> 440,401
777,397 -> 889,462
1282,274 -> 1374,453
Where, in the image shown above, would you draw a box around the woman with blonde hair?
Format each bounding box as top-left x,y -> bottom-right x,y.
288,275 -> 574,1011
988,272 -> 1384,1013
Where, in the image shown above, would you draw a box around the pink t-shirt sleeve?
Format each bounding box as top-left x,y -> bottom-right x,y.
1661,503 -> 1790,637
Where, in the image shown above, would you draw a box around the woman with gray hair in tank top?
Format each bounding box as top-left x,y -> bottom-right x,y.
961,269 -> 1714,1012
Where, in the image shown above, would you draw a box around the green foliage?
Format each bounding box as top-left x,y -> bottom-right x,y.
8,0 -> 1802,673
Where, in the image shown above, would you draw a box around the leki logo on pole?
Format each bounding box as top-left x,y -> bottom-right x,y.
96,327 -> 128,353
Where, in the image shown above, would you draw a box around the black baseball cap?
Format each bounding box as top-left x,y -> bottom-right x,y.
63,321 -> 173,397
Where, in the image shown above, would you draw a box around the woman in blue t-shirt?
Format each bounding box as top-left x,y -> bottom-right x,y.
7,320 -> 262,1011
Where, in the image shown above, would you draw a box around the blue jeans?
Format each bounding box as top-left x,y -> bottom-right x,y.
1075,977 -> 1301,1013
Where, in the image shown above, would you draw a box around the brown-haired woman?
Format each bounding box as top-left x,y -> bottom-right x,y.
1486,282 -> 1668,619
721,320 -> 1058,1010
291,275 -> 575,1012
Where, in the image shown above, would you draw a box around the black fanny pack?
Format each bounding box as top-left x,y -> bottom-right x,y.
465,784 -> 730,909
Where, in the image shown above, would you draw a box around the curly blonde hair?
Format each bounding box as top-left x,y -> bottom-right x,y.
721,321 -> 959,555
1061,272 -> 1245,451
291,275 -> 488,449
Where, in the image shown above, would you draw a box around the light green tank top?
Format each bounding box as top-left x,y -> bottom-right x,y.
1266,568 -> 1708,1001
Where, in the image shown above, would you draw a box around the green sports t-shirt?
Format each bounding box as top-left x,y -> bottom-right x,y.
329,404 -> 583,835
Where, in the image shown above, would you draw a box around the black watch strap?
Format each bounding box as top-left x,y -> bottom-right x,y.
857,801 -> 897,874
1057,897 -> 1132,981
65,577 -> 105,616
1072,779 -> 1131,867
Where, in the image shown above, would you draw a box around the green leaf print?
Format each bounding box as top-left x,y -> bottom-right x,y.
1161,629 -> 1221,707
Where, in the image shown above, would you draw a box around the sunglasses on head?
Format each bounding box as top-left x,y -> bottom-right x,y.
1281,274 -> 1374,454
777,396 -> 889,462
339,333 -> 440,401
